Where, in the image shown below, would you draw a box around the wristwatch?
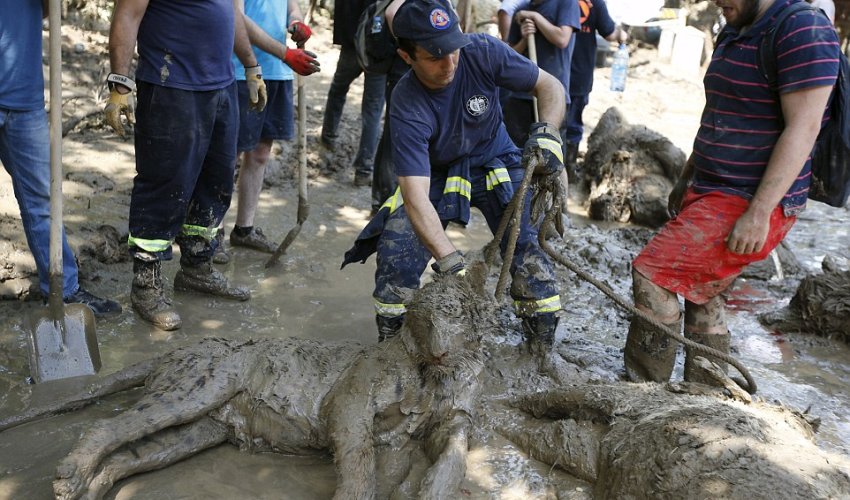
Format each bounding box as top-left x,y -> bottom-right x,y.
107,73 -> 136,92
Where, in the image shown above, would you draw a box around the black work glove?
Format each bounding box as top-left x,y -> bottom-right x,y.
431,251 -> 466,276
522,122 -> 564,176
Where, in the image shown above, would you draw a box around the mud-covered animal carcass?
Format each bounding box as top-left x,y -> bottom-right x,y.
2,264 -> 850,499
761,255 -> 850,343
581,107 -> 686,228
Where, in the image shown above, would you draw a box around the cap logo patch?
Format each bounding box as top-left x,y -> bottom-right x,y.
430,8 -> 451,30
466,95 -> 489,116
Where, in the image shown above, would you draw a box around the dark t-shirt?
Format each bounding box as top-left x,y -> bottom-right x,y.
136,0 -> 235,91
334,0 -> 372,47
390,34 -> 538,177
571,0 -> 616,96
505,0 -> 580,102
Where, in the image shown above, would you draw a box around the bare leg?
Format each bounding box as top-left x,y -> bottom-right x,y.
81,417 -> 229,500
235,139 -> 273,228
683,296 -> 730,384
624,269 -> 682,382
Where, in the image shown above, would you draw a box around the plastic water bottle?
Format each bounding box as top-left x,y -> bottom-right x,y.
610,43 -> 628,92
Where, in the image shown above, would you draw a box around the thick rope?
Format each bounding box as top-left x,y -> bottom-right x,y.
484,161 -> 757,395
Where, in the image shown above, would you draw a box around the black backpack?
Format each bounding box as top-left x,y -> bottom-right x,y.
354,0 -> 397,74
760,2 -> 850,207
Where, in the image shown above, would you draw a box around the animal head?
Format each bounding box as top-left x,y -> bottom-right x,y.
401,269 -> 492,381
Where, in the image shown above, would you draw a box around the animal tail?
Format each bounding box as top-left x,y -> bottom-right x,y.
0,357 -> 157,432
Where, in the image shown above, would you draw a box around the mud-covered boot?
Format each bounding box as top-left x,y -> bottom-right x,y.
624,315 -> 681,383
131,259 -> 182,331
564,141 -> 580,184
684,331 -> 730,386
174,261 -> 251,301
376,314 -> 404,342
522,313 -> 559,357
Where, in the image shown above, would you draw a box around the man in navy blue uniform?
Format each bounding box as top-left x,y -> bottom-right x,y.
343,0 -> 567,360
565,0 -> 626,181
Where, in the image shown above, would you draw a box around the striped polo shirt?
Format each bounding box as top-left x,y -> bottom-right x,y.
692,0 -> 839,214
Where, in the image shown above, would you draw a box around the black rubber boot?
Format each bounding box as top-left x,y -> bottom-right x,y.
684,331 -> 731,386
522,313 -> 559,356
131,259 -> 182,331
376,314 -> 404,342
564,141 -> 580,184
624,315 -> 681,383
174,261 -> 251,301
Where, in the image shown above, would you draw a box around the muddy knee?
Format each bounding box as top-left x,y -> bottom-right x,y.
625,270 -> 681,383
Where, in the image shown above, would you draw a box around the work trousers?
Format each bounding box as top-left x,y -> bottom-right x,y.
373,165 -> 560,319
129,82 -> 238,266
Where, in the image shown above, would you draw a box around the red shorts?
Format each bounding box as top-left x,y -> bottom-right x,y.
633,189 -> 796,304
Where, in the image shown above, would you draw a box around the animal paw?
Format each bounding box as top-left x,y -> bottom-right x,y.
54,457 -> 91,500
537,350 -> 580,384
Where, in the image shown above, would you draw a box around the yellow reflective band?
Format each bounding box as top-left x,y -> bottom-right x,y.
443,176 -> 471,199
380,187 -> 405,214
374,300 -> 406,317
485,168 -> 511,191
127,235 -> 172,253
513,295 -> 562,314
537,138 -> 564,163
181,224 -> 218,241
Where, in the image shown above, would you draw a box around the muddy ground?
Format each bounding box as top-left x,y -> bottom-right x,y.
1,9 -> 849,500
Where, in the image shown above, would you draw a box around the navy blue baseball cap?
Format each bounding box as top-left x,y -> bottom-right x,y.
392,0 -> 471,57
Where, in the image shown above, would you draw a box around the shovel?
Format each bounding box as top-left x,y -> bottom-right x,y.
266,70 -> 309,268
27,0 -> 100,383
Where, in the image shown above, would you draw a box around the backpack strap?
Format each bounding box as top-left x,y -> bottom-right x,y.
759,2 -> 819,92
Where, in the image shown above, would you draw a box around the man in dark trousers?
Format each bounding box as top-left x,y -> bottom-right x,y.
343,0 -> 567,369
321,0 -> 387,188
106,0 -> 266,330
625,0 -> 839,385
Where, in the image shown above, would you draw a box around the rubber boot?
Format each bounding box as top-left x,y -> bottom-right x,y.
684,331 -> 730,386
174,261 -> 251,301
564,141 -> 580,184
624,315 -> 681,383
522,313 -> 559,357
376,314 -> 404,342
131,259 -> 182,331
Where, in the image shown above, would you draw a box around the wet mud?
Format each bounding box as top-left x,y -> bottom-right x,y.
2,12 -> 850,500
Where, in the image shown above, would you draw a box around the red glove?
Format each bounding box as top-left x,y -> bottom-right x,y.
284,48 -> 320,76
288,21 -> 312,47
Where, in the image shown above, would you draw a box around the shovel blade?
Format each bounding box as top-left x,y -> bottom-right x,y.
27,303 -> 101,383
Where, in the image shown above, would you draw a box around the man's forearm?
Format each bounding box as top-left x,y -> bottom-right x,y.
109,0 -> 149,75
398,176 -> 455,259
533,70 -> 566,127
749,85 -> 833,217
233,0 -> 258,67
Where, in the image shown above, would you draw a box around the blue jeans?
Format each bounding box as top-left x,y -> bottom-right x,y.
0,107 -> 79,297
321,44 -> 386,176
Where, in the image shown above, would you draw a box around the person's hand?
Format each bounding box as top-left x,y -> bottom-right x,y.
244,65 -> 268,112
726,209 -> 771,255
288,20 -> 312,47
520,18 -> 537,37
431,250 -> 466,276
104,88 -> 135,137
667,177 -> 688,218
284,48 -> 321,76
523,122 -> 564,176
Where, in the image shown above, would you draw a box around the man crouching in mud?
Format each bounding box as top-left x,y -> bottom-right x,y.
625,0 -> 839,384
342,0 -> 567,357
